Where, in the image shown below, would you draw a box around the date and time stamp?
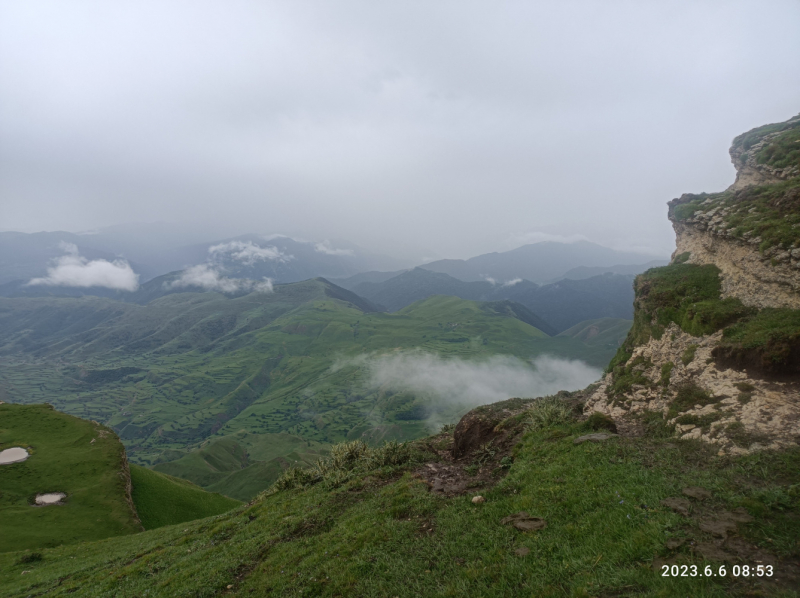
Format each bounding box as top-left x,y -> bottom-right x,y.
661,564 -> 774,578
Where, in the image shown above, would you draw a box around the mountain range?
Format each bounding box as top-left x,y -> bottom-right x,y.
335,267 -> 637,333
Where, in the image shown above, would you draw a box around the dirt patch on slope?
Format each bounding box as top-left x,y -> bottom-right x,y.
415,398 -> 535,496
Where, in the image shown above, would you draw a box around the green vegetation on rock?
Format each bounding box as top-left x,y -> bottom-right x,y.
669,178 -> 800,253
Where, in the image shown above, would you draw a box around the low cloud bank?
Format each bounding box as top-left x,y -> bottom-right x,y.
358,352 -> 601,406
315,241 -> 354,256
28,243 -> 139,291
485,277 -> 523,287
208,240 -> 290,265
168,264 -> 273,293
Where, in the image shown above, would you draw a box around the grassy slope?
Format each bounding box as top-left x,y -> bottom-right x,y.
0,404 -> 141,553
0,290 -> 614,486
557,317 -> 632,348
129,465 -> 240,530
1,420 -> 797,597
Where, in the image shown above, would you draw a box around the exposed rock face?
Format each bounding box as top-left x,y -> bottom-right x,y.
584,323 -> 800,455
584,114 -> 800,454
668,113 -> 800,309
671,221 -> 800,309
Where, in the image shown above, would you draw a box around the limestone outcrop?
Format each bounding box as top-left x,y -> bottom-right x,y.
584,324 -> 800,455
585,113 -> 800,454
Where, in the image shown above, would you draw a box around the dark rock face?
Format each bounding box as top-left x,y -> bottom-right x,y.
452,409 -> 503,459
450,397 -> 536,459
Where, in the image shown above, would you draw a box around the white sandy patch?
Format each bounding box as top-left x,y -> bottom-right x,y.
0,447 -> 29,464
35,493 -> 66,505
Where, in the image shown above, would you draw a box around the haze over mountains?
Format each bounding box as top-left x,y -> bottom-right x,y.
0,228 -> 664,291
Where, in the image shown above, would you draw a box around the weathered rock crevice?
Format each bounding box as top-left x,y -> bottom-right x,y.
585,324 -> 800,455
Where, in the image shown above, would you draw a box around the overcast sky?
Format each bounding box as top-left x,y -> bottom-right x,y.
1,1 -> 799,262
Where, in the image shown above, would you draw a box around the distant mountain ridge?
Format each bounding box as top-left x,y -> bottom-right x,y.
420,241 -> 665,284
340,267 -> 636,333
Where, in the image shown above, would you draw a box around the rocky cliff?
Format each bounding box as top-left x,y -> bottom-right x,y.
585,114 -> 800,454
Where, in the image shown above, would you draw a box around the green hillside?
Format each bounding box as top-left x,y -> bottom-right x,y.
0,282 -> 616,498
1,402 -> 796,597
557,317 -> 632,349
0,403 -> 142,553
129,465 -> 240,530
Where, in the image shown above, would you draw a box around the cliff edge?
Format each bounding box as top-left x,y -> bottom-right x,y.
585,114 -> 800,455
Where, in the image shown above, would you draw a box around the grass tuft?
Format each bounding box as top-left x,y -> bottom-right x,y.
526,396 -> 574,431
273,440 -> 417,492
668,382 -> 720,418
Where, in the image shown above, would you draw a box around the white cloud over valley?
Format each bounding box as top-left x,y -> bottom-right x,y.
343,351 -> 601,407
27,243 -> 139,291
314,241 -> 354,257
168,264 -> 273,294
208,241 -> 289,265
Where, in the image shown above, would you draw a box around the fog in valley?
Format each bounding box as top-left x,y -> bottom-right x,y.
366,352 -> 602,407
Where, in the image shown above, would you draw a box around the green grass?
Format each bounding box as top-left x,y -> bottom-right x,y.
0,404 -> 141,553
557,317 -> 633,349
668,382 -> 720,418
129,465 -> 241,530
1,418 -> 797,597
607,354 -> 654,399
627,264 -> 751,345
681,344 -> 698,365
756,126 -> 800,170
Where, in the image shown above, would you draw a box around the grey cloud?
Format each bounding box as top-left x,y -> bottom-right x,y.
1,2 -> 799,261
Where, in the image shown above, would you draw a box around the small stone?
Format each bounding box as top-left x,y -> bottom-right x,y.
513,519 -> 547,532
660,497 -> 691,516
501,511 -> 547,532
573,433 -> 618,445
694,542 -> 735,562
471,495 -> 485,504
698,518 -> 737,538
665,538 -> 686,550
514,546 -> 530,556
227,585 -> 233,589
682,486 -> 712,500
720,507 -> 754,523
